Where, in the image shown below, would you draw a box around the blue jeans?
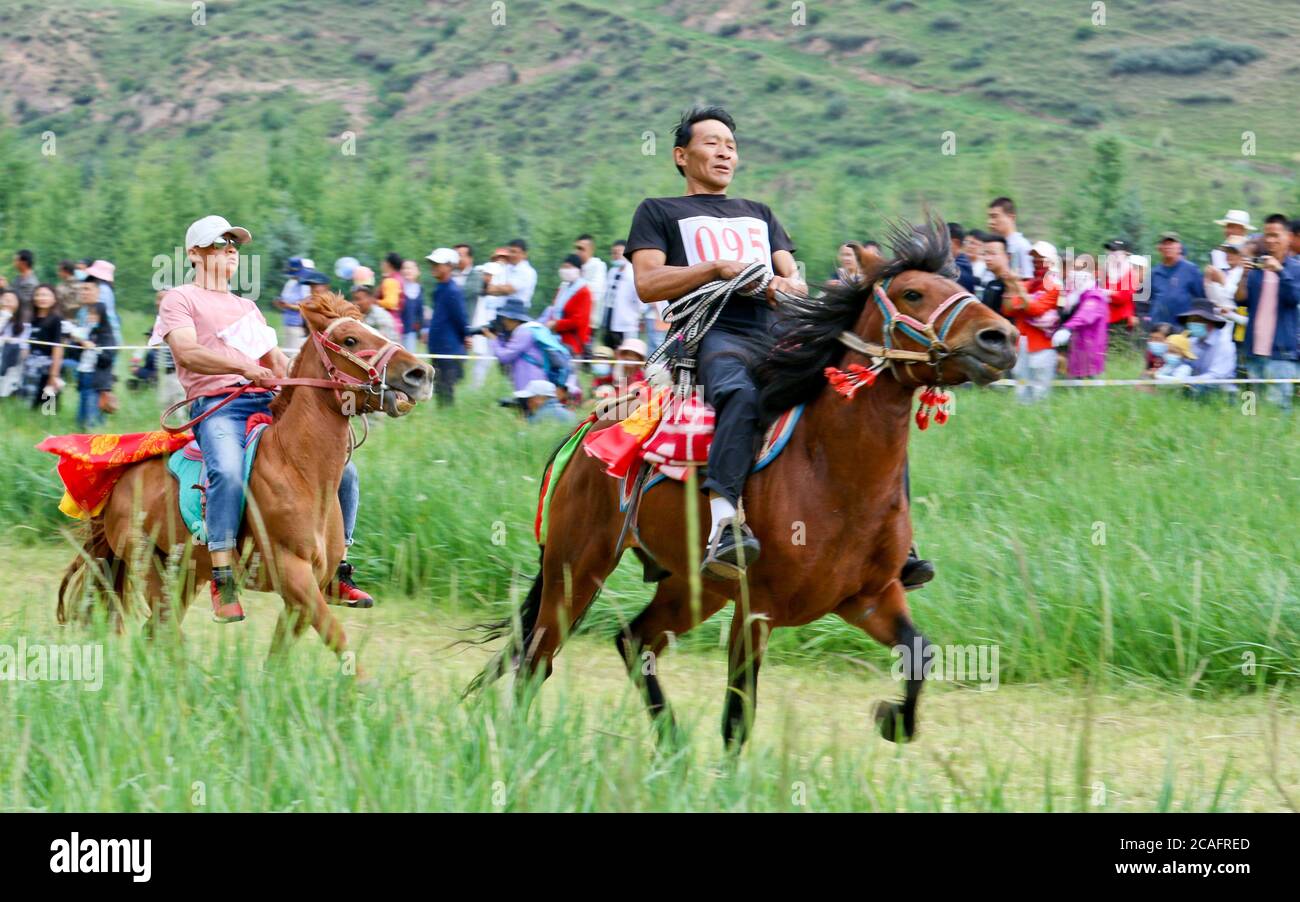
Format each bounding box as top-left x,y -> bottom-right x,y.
191,392 -> 359,552
1245,356 -> 1298,412
76,374 -> 101,431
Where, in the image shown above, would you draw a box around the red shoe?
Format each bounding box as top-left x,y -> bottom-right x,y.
210,574 -> 246,623
331,561 -> 375,608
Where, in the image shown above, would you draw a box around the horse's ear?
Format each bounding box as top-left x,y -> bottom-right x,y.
299,296 -> 333,334
857,245 -> 886,284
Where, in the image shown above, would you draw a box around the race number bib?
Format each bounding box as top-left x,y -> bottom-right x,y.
677,216 -> 772,272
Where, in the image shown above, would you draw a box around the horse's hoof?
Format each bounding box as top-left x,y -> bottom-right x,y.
875,701 -> 915,743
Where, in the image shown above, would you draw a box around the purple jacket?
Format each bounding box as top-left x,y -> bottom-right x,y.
490,325 -> 547,391
1061,287 -> 1109,377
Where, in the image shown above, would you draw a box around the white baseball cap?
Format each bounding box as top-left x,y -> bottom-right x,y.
184,215 -> 251,250
513,379 -> 557,399
425,247 -> 460,265
1030,240 -> 1059,261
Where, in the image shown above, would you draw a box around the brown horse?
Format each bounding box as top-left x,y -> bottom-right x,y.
57,293 -> 433,667
469,220 -> 1018,747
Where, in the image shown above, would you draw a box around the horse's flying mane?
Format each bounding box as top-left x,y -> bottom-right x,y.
269,292 -> 363,420
748,214 -> 956,415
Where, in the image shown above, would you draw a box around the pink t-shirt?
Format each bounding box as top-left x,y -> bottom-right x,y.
152,284 -> 277,400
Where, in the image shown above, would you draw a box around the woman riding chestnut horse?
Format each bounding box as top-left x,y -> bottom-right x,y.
59,291 -> 433,669
470,219 -> 1018,747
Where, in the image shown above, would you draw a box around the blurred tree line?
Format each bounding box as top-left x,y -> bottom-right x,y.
0,110 -> 1287,314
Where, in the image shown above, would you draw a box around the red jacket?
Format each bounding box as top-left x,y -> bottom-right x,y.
1102,262 -> 1137,324
551,284 -> 592,355
1002,269 -> 1060,353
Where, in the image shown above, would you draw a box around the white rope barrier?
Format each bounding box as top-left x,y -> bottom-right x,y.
4,337 -> 1298,385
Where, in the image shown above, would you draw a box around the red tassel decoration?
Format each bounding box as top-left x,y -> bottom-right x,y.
915,387 -> 953,430
823,363 -> 879,399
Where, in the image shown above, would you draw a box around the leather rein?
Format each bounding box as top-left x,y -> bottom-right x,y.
160,317 -> 404,435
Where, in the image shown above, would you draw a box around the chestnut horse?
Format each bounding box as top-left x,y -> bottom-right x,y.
469,220 -> 1018,747
57,294 -> 433,667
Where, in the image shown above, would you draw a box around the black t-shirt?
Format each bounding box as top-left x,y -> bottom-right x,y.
980,278 -> 1007,315
29,313 -> 62,358
626,194 -> 796,331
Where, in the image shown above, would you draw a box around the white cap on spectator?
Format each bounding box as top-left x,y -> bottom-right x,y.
513,379 -> 557,399
185,215 -> 251,250
1030,240 -> 1059,262
425,247 -> 460,265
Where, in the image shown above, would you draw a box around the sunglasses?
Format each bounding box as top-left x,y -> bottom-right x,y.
199,235 -> 241,249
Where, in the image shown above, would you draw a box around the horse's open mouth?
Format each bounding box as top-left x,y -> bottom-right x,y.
954,352 -> 1008,386
383,390 -> 414,416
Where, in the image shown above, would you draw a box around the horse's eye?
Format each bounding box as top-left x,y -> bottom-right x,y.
903,290 -> 922,302
344,336 -> 358,348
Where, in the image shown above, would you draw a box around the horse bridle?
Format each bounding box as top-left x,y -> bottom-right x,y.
310,316 -> 405,412
836,277 -> 979,381
161,316 -> 405,434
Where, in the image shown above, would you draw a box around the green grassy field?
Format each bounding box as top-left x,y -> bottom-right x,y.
0,315 -> 1296,811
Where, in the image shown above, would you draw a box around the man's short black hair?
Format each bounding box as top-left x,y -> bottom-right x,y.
16,249 -> 33,267
1287,219 -> 1300,236
989,197 -> 1017,216
575,234 -> 594,243
508,238 -> 528,252
673,105 -> 737,176
861,239 -> 880,250
58,259 -> 75,275
454,243 -> 473,256
384,252 -> 404,271
612,238 -> 627,247
948,222 -> 965,242
1264,213 -> 1290,228
983,234 -> 1008,250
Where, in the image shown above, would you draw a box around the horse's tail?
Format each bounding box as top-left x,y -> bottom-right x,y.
57,515 -> 124,624
461,546 -> 547,697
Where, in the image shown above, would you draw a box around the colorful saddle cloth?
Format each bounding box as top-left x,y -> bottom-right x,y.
166,419 -> 271,544
37,430 -> 195,520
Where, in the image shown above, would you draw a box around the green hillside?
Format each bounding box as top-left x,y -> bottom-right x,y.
1,0 -> 1296,304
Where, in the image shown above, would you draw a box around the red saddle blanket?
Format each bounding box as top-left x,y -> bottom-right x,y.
582,384 -> 802,483
37,430 -> 195,520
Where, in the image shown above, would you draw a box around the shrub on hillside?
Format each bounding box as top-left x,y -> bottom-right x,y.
1109,38 -> 1263,76
879,48 -> 921,66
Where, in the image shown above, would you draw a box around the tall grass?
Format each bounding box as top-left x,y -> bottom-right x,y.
5,318 -> 1298,692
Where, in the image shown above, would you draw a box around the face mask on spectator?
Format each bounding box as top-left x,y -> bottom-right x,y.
1147,340 -> 1167,356
1186,322 -> 1208,339
592,363 -> 611,377
558,267 -> 579,283
1164,352 -> 1183,368
74,271 -> 87,281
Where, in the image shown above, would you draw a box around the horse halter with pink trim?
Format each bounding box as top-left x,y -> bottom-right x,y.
311,316 -> 405,410
825,277 -> 979,429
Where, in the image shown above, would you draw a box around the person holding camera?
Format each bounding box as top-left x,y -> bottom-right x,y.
1235,213 -> 1300,410
482,299 -> 547,392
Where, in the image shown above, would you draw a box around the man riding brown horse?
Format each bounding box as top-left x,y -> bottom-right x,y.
154,216 -> 378,622
626,106 -> 934,587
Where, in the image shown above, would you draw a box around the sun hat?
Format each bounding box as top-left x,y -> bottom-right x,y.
1177,299 -> 1228,324
496,299 -> 533,322
334,256 -> 360,279
297,268 -> 331,286
1214,209 -> 1252,229
184,215 -> 251,250
591,345 -> 615,360
1165,333 -> 1198,360
84,260 -> 115,283
616,338 -> 648,360
351,265 -> 375,287
513,379 -> 556,399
